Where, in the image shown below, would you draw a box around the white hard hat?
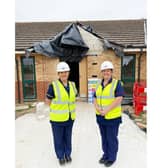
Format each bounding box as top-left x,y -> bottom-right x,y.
56,62 -> 70,72
101,61 -> 114,71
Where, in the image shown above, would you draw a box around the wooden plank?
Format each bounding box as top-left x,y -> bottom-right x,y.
79,57 -> 87,97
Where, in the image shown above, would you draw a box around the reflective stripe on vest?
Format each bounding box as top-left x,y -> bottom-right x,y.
51,100 -> 75,105
49,80 -> 76,122
95,79 -> 122,119
50,109 -> 76,114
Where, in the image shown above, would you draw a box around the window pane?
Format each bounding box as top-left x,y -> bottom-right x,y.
121,55 -> 135,97
23,58 -> 34,80
122,56 -> 134,79
22,57 -> 36,99
24,81 -> 35,98
123,82 -> 133,96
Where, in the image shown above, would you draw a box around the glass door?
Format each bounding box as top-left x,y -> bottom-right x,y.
21,56 -> 36,100
121,55 -> 136,97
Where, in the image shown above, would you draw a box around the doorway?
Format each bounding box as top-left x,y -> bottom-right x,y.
121,55 -> 136,97
67,61 -> 80,92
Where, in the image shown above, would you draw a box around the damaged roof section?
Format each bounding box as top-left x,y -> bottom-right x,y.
15,20 -> 146,49
26,22 -> 124,62
16,19 -> 146,61
32,23 -> 89,62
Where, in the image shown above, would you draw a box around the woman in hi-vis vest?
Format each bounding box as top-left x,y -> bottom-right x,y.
45,62 -> 77,165
94,61 -> 124,167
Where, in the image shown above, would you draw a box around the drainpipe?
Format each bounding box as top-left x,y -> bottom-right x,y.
138,48 -> 143,83
15,58 -> 21,104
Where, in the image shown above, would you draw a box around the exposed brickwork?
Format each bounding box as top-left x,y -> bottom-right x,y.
36,81 -> 51,101
35,55 -> 58,81
15,51 -> 146,102
135,52 -> 146,81
87,50 -> 121,80
140,53 -> 146,81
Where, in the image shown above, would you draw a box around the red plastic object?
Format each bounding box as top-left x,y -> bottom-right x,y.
135,104 -> 144,115
133,81 -> 147,115
134,96 -> 146,105
133,82 -> 146,96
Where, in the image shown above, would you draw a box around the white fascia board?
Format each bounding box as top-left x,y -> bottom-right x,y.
124,48 -> 147,52
15,50 -> 25,54
15,48 -> 34,54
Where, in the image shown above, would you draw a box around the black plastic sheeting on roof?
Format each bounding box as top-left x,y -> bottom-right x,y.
103,39 -> 124,57
32,23 -> 89,62
26,22 -> 124,62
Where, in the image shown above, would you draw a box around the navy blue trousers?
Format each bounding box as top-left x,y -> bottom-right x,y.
50,122 -> 73,159
98,123 -> 120,161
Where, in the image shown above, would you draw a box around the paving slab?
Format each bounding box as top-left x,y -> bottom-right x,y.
16,105 -> 29,111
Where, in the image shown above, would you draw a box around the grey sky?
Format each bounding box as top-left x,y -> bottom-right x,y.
15,0 -> 146,22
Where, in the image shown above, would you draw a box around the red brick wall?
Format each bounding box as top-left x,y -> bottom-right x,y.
36,81 -> 51,101
15,80 -> 52,102
15,54 -> 59,103
35,54 -> 58,101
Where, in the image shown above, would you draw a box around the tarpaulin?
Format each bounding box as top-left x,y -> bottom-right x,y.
33,23 -> 89,62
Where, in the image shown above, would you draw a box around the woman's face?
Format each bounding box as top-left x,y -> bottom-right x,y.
101,69 -> 112,80
58,71 -> 70,81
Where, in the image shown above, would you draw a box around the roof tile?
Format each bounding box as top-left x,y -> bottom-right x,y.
15,19 -> 146,50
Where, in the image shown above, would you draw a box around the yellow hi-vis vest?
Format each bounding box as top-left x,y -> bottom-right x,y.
95,79 -> 122,119
49,80 -> 77,122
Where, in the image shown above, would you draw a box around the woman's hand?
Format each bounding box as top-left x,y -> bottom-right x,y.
96,106 -> 102,113
99,109 -> 109,116
100,97 -> 123,116
45,98 -> 51,106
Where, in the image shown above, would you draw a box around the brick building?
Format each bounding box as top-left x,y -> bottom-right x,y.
15,19 -> 147,103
